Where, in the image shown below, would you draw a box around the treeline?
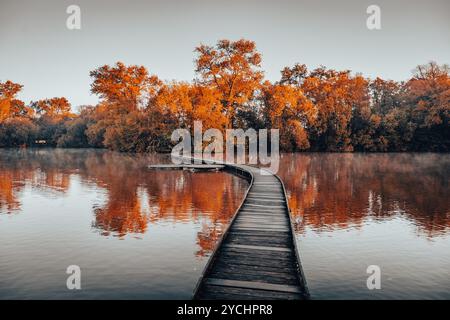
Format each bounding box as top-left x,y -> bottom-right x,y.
1,39 -> 449,152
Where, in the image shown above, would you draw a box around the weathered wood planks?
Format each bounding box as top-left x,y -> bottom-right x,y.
148,164 -> 224,171
193,164 -> 309,300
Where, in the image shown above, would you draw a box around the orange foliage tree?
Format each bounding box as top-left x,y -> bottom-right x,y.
90,62 -> 161,113
194,39 -> 263,127
405,62 -> 450,150
30,97 -> 73,120
261,80 -> 315,150
0,81 -> 31,121
87,62 -> 169,152
0,81 -> 36,147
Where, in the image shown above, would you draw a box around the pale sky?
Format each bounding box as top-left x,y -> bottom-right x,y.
1,0 -> 449,107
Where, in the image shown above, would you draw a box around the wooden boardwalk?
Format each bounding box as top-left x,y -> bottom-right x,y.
193,164 -> 309,300
148,164 -> 224,171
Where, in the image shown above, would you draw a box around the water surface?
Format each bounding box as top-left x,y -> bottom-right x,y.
1,150 -> 449,299
0,149 -> 248,299
277,153 -> 450,299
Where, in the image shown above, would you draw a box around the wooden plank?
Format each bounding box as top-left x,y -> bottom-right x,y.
227,233 -> 290,243
227,234 -> 291,246
246,196 -> 285,201
228,230 -> 291,238
232,226 -> 290,232
220,249 -> 294,262
227,238 -> 290,248
198,285 -> 302,300
237,211 -> 289,218
214,260 -> 297,275
239,211 -> 286,216
235,218 -> 288,224
241,206 -> 285,211
245,197 -> 285,201
148,164 -> 224,170
245,199 -> 285,204
210,270 -> 299,286
247,192 -> 284,196
236,220 -> 287,226
236,212 -> 286,217
235,223 -> 288,229
236,215 -> 289,226
239,212 -> 287,217
205,278 -> 303,294
238,212 -> 286,217
212,263 -> 297,279
247,192 -> 283,196
226,241 -> 291,250
240,209 -> 286,213
233,223 -> 289,230
219,252 -> 293,266
223,244 -> 291,252
242,203 -> 286,209
251,185 -> 282,188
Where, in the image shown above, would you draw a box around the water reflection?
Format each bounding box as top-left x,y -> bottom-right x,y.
277,153 -> 449,238
276,153 -> 450,299
0,149 -> 248,256
1,150 -> 449,299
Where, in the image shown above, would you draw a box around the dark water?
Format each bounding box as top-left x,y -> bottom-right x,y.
277,153 -> 450,299
0,149 -> 248,299
0,150 -> 449,299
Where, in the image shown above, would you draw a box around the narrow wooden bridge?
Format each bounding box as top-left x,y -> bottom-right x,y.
192,163 -> 309,300
148,164 -> 224,171
150,159 -> 309,299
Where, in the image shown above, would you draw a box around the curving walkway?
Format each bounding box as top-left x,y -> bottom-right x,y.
193,163 -> 309,300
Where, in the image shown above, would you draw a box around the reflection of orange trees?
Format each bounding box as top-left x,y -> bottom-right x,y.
197,223 -> 225,257
1,149 -> 447,247
0,172 -> 20,213
279,153 -> 449,237
86,155 -> 247,250
93,199 -> 147,237
0,150 -> 73,213
0,150 -> 247,254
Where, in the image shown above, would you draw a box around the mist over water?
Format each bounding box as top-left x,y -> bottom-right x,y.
278,153 -> 450,299
0,150 -> 448,299
0,149 -> 248,299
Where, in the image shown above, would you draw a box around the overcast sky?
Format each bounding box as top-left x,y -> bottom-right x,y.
1,0 -> 449,107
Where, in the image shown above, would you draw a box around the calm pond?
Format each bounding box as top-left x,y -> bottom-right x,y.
0,149 -> 448,299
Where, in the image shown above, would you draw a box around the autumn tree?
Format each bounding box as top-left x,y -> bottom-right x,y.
301,67 -> 370,151
279,63 -> 308,87
90,62 -> 161,113
56,106 -> 97,148
87,62 -> 167,151
351,78 -> 410,151
370,77 -> 403,115
0,117 -> 37,147
26,97 -> 73,146
194,39 -> 263,127
262,80 -> 315,150
0,81 -> 31,121
154,82 -> 192,127
30,97 -> 73,120
405,62 -> 450,151
0,81 -> 36,147
155,82 -> 228,132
